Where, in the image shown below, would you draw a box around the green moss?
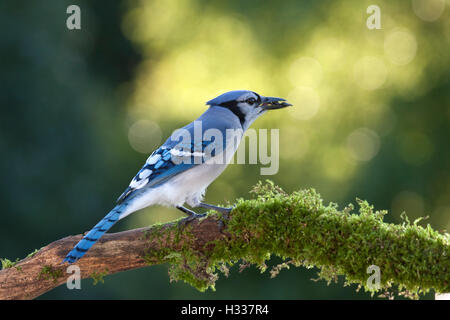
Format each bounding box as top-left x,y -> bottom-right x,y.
90,269 -> 108,285
1,258 -> 19,269
38,265 -> 64,283
26,249 -> 40,259
143,180 -> 449,299
1,249 -> 40,270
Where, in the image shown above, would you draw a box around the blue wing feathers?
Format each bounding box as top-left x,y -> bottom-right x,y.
116,140 -> 218,204
64,136 -> 220,264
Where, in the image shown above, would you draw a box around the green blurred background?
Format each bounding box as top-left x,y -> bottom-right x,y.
0,0 -> 448,299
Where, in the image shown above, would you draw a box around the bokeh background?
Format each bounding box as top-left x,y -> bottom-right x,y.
0,0 -> 448,299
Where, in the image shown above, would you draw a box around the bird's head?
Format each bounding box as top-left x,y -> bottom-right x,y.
206,90 -> 292,130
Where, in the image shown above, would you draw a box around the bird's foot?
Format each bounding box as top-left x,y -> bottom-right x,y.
178,212 -> 207,228
211,205 -> 234,234
177,204 -> 234,232
177,206 -> 207,228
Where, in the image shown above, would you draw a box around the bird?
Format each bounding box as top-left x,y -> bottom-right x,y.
63,90 -> 292,264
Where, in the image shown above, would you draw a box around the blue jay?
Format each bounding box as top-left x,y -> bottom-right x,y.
64,90 -> 291,263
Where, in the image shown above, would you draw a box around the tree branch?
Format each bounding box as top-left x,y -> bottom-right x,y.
1,182 -> 449,300
0,216 -> 225,300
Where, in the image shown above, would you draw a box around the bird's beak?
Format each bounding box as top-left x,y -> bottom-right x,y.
260,96 -> 292,110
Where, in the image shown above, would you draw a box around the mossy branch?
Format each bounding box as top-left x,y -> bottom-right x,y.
0,181 -> 448,300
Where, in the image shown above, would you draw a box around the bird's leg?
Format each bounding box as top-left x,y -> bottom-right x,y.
177,206 -> 206,226
199,202 -> 232,216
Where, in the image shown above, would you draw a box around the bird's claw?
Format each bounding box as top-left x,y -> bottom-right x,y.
217,207 -> 234,233
178,213 -> 206,228
217,207 -> 233,215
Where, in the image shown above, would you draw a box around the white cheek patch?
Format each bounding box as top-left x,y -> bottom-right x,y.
238,103 -> 260,119
236,103 -> 251,116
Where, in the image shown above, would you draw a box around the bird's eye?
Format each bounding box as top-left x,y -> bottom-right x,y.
246,98 -> 256,104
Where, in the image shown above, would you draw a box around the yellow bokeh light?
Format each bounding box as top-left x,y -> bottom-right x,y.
353,56 -> 388,90
279,126 -> 310,161
120,0 -> 448,210
384,29 -> 418,65
125,9 -> 277,121
347,128 -> 381,162
287,86 -> 320,120
322,146 -> 357,181
412,0 -> 446,22
313,37 -> 346,68
128,119 -> 162,154
288,57 -> 323,88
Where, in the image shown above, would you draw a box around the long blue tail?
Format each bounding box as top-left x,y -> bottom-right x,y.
63,204 -> 126,264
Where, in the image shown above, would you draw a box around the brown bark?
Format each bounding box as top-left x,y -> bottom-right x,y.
0,216 -> 226,300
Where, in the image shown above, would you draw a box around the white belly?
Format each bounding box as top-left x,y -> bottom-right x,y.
119,135 -> 240,219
